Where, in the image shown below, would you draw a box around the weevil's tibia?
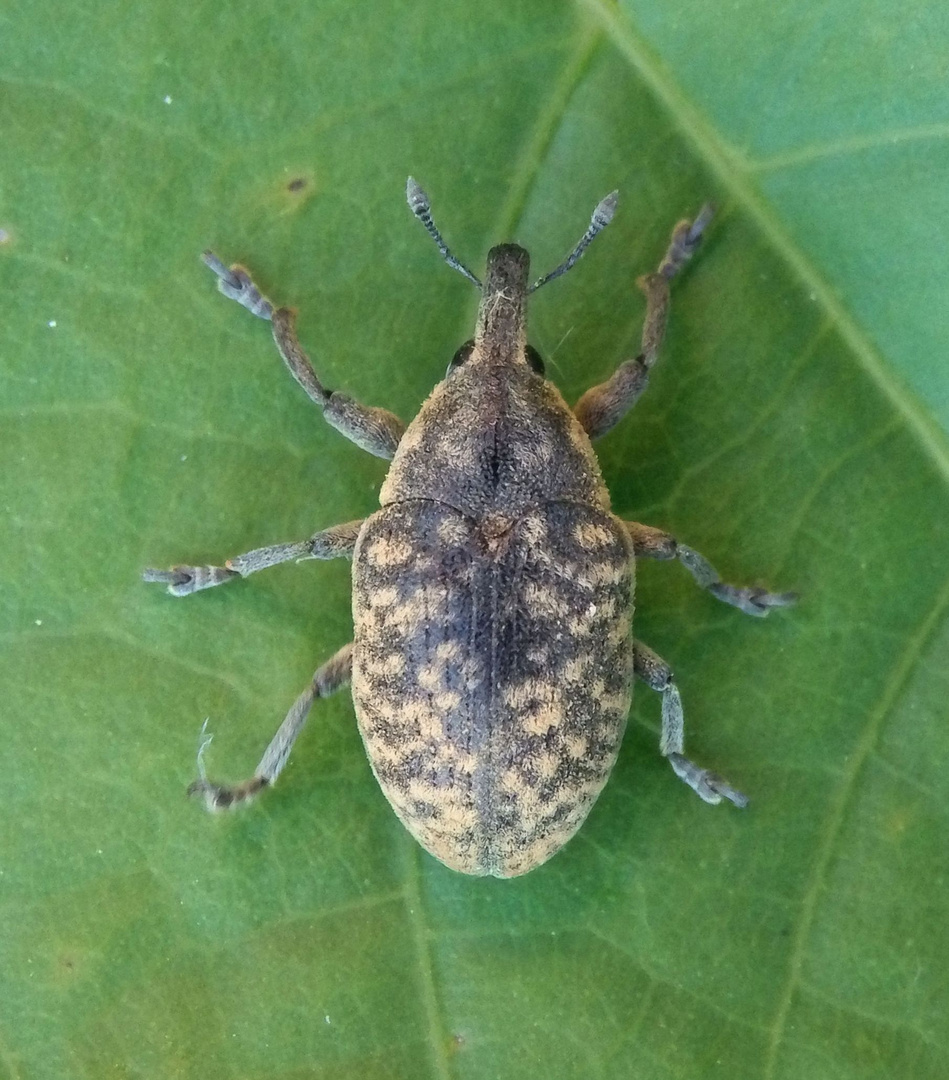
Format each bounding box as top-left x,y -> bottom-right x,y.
574,204 -> 713,439
529,190 -> 618,293
406,177 -> 482,288
633,640 -> 749,808
202,254 -> 406,459
143,519 -> 364,597
622,522 -> 799,617
188,642 -> 354,810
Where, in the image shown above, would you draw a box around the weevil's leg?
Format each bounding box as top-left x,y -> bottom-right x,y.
622,521 -> 798,617
143,519 -> 364,597
633,640 -> 748,807
574,205 -> 713,439
203,253 -> 406,460
188,642 -> 353,810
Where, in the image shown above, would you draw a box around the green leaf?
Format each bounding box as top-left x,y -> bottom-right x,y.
2,1 -> 947,1078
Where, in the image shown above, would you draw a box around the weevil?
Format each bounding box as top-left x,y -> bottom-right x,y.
144,179 -> 796,877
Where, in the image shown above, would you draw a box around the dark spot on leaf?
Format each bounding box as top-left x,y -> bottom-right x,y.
56,952 -> 80,979
287,177 -> 306,193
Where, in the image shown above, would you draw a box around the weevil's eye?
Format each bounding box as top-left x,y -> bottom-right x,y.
446,339 -> 475,376
526,344 -> 545,376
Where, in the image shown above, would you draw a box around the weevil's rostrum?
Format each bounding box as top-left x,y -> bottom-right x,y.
144,179 -> 796,877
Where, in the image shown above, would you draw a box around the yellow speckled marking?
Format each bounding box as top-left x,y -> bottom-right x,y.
575,561 -> 627,589
522,699 -> 561,736
369,585 -> 398,609
535,749 -> 561,780
434,689 -> 462,712
360,651 -> 406,677
501,768 -> 543,812
560,657 -> 588,683
364,535 -> 413,567
436,640 -> 462,661
503,679 -> 546,710
417,662 -> 443,692
519,514 -> 548,545
607,613 -> 632,647
383,599 -> 426,634
565,734 -> 589,759
522,582 -> 572,619
573,521 -> 615,550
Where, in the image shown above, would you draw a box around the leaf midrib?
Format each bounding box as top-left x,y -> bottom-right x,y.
577,0 -> 949,487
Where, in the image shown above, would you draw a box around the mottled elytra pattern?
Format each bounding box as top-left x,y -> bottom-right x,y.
353,499 -> 633,877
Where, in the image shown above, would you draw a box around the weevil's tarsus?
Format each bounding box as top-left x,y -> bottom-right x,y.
622,523 -> 799,617
406,177 -> 482,288
633,641 -> 749,808
659,203 -> 714,279
202,251 -> 274,319
143,520 -> 364,597
142,564 -> 238,596
676,544 -> 799,617
529,190 -> 618,293
668,753 -> 749,808
574,204 -> 712,438
189,642 -> 353,812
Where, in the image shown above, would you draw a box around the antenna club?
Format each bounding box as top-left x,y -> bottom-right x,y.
593,190 -> 619,228
406,176 -> 430,216
406,177 -> 482,288
527,188 -> 619,294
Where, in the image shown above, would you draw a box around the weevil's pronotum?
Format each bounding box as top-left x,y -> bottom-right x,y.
144,180 -> 796,877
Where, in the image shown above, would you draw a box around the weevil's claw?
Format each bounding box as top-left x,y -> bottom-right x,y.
143,566 -> 188,587
669,753 -> 749,808
188,778 -> 232,811
701,773 -> 750,809
187,776 -> 268,811
686,203 -> 715,246
659,204 -> 714,279
750,589 -> 799,612
201,250 -> 273,320
709,584 -> 799,618
142,564 -> 239,597
188,724 -> 269,810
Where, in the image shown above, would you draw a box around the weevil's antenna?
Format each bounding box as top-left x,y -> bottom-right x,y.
406,177 -> 482,289
529,191 -> 619,293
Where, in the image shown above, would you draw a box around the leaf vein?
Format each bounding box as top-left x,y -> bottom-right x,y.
762,570 -> 949,1077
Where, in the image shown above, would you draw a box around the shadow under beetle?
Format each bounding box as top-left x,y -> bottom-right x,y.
144,179 -> 796,877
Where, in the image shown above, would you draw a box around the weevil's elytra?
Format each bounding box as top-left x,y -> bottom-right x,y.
144,178 -> 797,877
352,500 -> 633,875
